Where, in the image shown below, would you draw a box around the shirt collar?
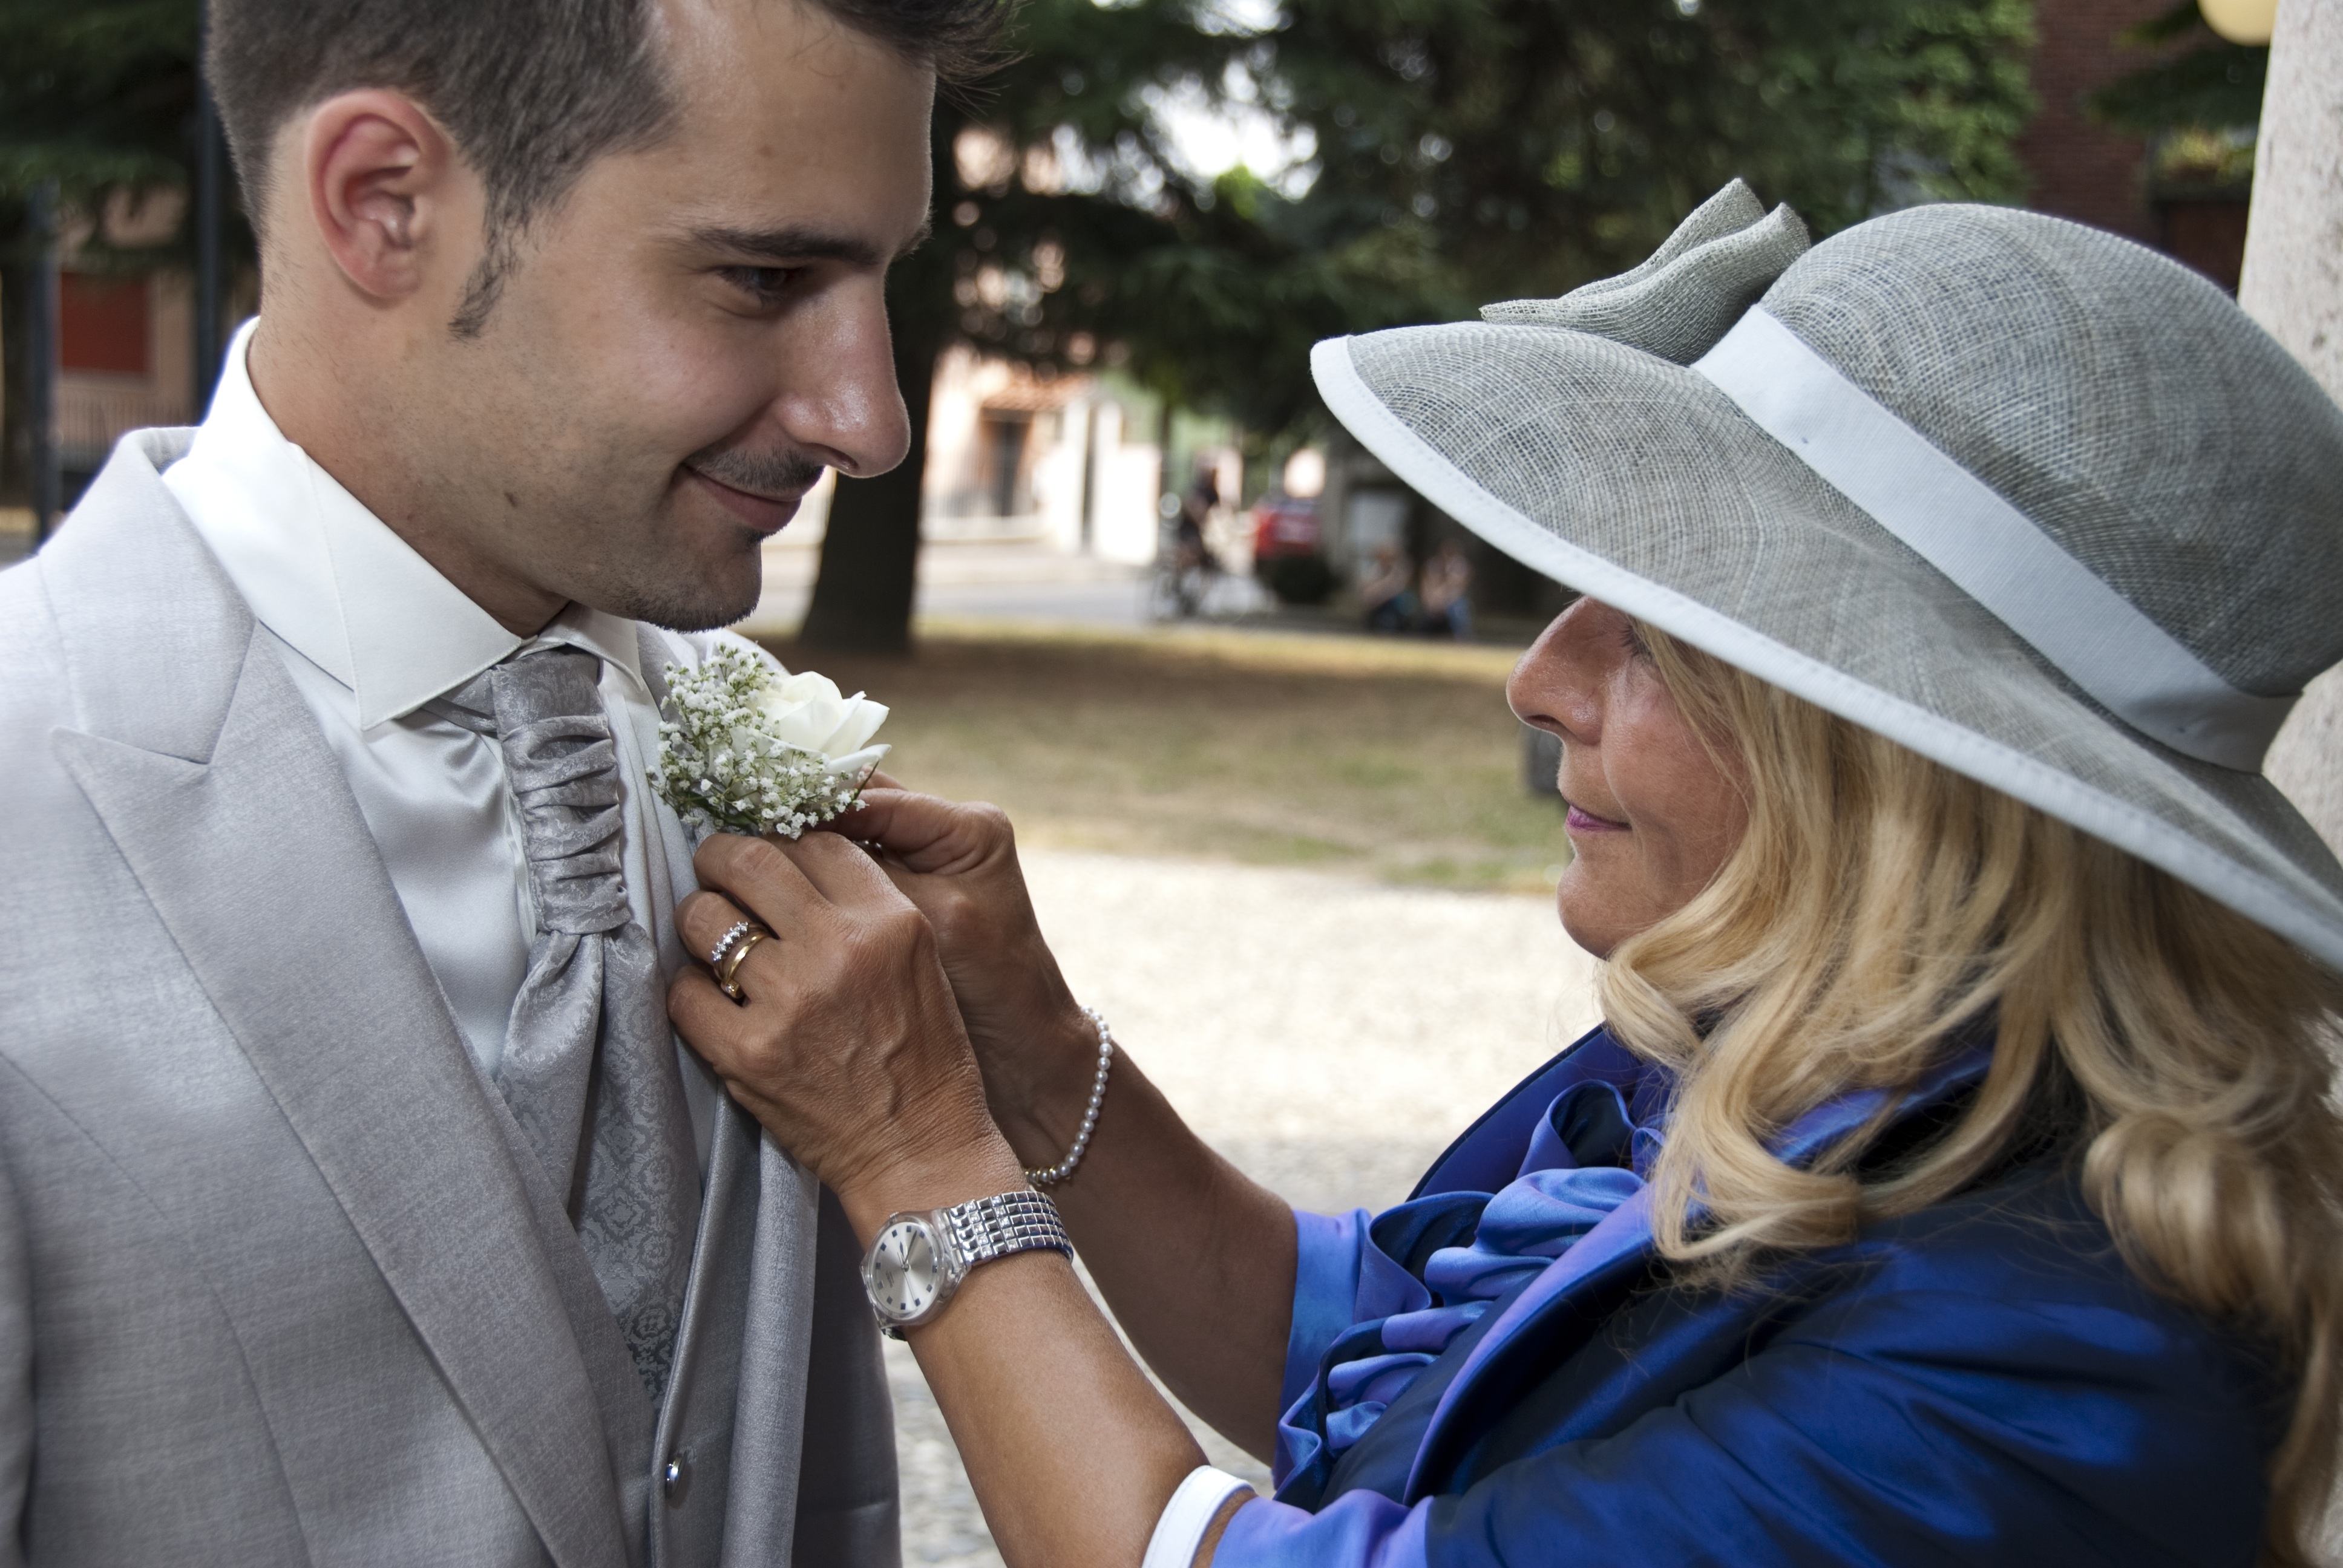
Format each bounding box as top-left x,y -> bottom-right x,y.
160,319 -> 643,729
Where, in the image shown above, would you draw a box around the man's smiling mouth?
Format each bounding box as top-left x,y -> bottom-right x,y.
684,465 -> 808,532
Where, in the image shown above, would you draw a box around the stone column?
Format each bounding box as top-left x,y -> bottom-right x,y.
2240,0 -> 2343,855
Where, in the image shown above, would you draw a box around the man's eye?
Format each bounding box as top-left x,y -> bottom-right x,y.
719,266 -> 803,302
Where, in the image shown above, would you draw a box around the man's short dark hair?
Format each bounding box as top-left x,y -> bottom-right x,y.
209,0 -> 1009,334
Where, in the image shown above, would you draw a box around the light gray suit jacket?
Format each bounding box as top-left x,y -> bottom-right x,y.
0,433 -> 898,1567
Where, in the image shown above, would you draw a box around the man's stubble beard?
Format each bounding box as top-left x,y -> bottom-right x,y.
688,442 -> 826,502
572,444 -> 830,633
439,293 -> 821,634
597,544 -> 767,633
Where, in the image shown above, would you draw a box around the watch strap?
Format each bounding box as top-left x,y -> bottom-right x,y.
941,1189 -> 1073,1267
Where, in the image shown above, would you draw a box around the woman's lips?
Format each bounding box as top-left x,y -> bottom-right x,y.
686,466 -> 805,534
1565,802 -> 1630,834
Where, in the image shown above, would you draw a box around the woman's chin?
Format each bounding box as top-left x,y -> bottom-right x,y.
1554,871 -> 1624,961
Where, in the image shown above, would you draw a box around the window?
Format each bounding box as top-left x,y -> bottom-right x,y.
60,273 -> 151,375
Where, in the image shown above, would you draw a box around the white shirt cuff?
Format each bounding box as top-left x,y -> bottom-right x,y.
1142,1465 -> 1256,1568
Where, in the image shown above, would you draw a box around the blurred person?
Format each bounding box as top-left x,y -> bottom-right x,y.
1418,537 -> 1474,640
1358,541 -> 1416,633
1165,468 -> 1224,616
1179,469 -> 1227,570
0,0 -> 1006,1561
666,184 -> 2343,1566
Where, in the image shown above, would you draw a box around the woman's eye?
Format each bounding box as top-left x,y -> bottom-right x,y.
1620,620 -> 1654,661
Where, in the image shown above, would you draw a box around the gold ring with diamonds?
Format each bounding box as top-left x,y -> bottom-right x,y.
715,926 -> 773,1001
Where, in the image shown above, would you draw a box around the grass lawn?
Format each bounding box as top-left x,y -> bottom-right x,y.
754,619 -> 1573,895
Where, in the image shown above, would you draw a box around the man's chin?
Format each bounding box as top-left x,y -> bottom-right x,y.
620,586 -> 766,634
586,560 -> 767,634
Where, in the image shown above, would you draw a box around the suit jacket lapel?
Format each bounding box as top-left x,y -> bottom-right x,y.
47,442 -> 633,1568
478,1053 -> 660,1553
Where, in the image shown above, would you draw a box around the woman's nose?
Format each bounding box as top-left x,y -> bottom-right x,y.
1509,599 -> 1609,742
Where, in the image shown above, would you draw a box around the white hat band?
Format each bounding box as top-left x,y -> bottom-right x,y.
1693,307 -> 2296,772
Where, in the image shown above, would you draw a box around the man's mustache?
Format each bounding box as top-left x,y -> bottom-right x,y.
686,444 -> 827,500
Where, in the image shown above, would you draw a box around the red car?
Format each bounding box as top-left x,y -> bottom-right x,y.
1251,495 -> 1321,560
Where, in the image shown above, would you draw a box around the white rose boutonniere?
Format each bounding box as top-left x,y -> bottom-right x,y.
649,642 -> 890,838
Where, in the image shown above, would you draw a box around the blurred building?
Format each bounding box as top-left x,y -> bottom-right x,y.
47,191 -> 204,506
2019,0 -> 2253,290
917,348 -> 1171,564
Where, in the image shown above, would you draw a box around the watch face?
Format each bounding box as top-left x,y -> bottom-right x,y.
867,1219 -> 946,1325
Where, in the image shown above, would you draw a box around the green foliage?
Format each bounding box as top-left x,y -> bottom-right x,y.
2088,3 -> 2265,139
2084,2 -> 2264,194
0,0 -> 2037,434
0,0 -> 196,211
945,0 -> 2036,440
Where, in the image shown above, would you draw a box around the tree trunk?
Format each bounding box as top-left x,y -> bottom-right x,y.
797,321 -> 943,653
2239,0 -> 2343,858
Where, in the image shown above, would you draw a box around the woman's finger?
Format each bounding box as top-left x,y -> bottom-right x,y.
773,826 -> 905,908
673,889 -> 755,965
668,963 -> 756,1067
694,831 -> 830,927
673,889 -> 791,999
829,788 -> 1003,875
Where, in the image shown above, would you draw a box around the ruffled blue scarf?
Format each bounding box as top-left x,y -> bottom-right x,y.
1290,1073 -> 1667,1458
1277,1028 -> 1996,1488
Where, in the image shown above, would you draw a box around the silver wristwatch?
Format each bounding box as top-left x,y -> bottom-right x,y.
861,1190 -> 1073,1339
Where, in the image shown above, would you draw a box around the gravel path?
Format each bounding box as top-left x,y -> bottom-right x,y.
890,849 -> 1603,1566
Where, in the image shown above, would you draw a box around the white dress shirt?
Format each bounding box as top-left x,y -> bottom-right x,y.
162,319 -> 718,1169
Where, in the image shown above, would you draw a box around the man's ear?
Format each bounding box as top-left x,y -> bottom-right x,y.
301,90 -> 471,302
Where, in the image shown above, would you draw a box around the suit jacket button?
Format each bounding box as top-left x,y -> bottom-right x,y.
663,1451 -> 690,1504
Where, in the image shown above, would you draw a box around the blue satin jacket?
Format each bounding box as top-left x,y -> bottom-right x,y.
1213,1026 -> 2284,1567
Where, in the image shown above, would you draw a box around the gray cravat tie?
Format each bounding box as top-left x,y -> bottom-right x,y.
445,645 -> 698,1397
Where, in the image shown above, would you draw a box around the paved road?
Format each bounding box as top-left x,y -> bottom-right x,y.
736,536 -> 1161,638
889,849 -> 1602,1565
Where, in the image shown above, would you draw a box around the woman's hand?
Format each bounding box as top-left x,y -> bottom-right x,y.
818,786 -> 1106,1172
669,825 -> 1219,1568
667,830 -> 1024,1216
822,786 -> 1299,1461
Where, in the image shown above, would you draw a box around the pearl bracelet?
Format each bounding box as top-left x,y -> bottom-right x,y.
1024,1007 -> 1115,1187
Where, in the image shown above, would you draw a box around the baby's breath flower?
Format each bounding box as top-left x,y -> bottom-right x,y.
649,643 -> 890,839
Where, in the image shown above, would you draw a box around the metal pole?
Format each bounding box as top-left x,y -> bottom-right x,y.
27,180 -> 59,546
194,0 -> 226,415
1077,399 -> 1096,552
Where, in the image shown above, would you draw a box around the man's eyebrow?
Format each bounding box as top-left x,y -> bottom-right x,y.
687,219 -> 932,268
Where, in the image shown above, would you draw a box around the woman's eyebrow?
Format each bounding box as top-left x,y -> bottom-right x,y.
686,218 -> 933,267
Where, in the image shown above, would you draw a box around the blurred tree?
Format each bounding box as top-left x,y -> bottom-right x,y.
2089,3 -> 2266,191
807,0 -> 2035,648
0,0 -> 209,509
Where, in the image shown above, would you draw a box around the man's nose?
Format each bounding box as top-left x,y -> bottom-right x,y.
776,276 -> 914,479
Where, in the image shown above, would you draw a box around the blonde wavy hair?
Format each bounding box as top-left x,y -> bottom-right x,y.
1601,624 -> 2343,1566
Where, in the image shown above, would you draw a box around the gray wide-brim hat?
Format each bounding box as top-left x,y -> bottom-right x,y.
1312,180 -> 2343,970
